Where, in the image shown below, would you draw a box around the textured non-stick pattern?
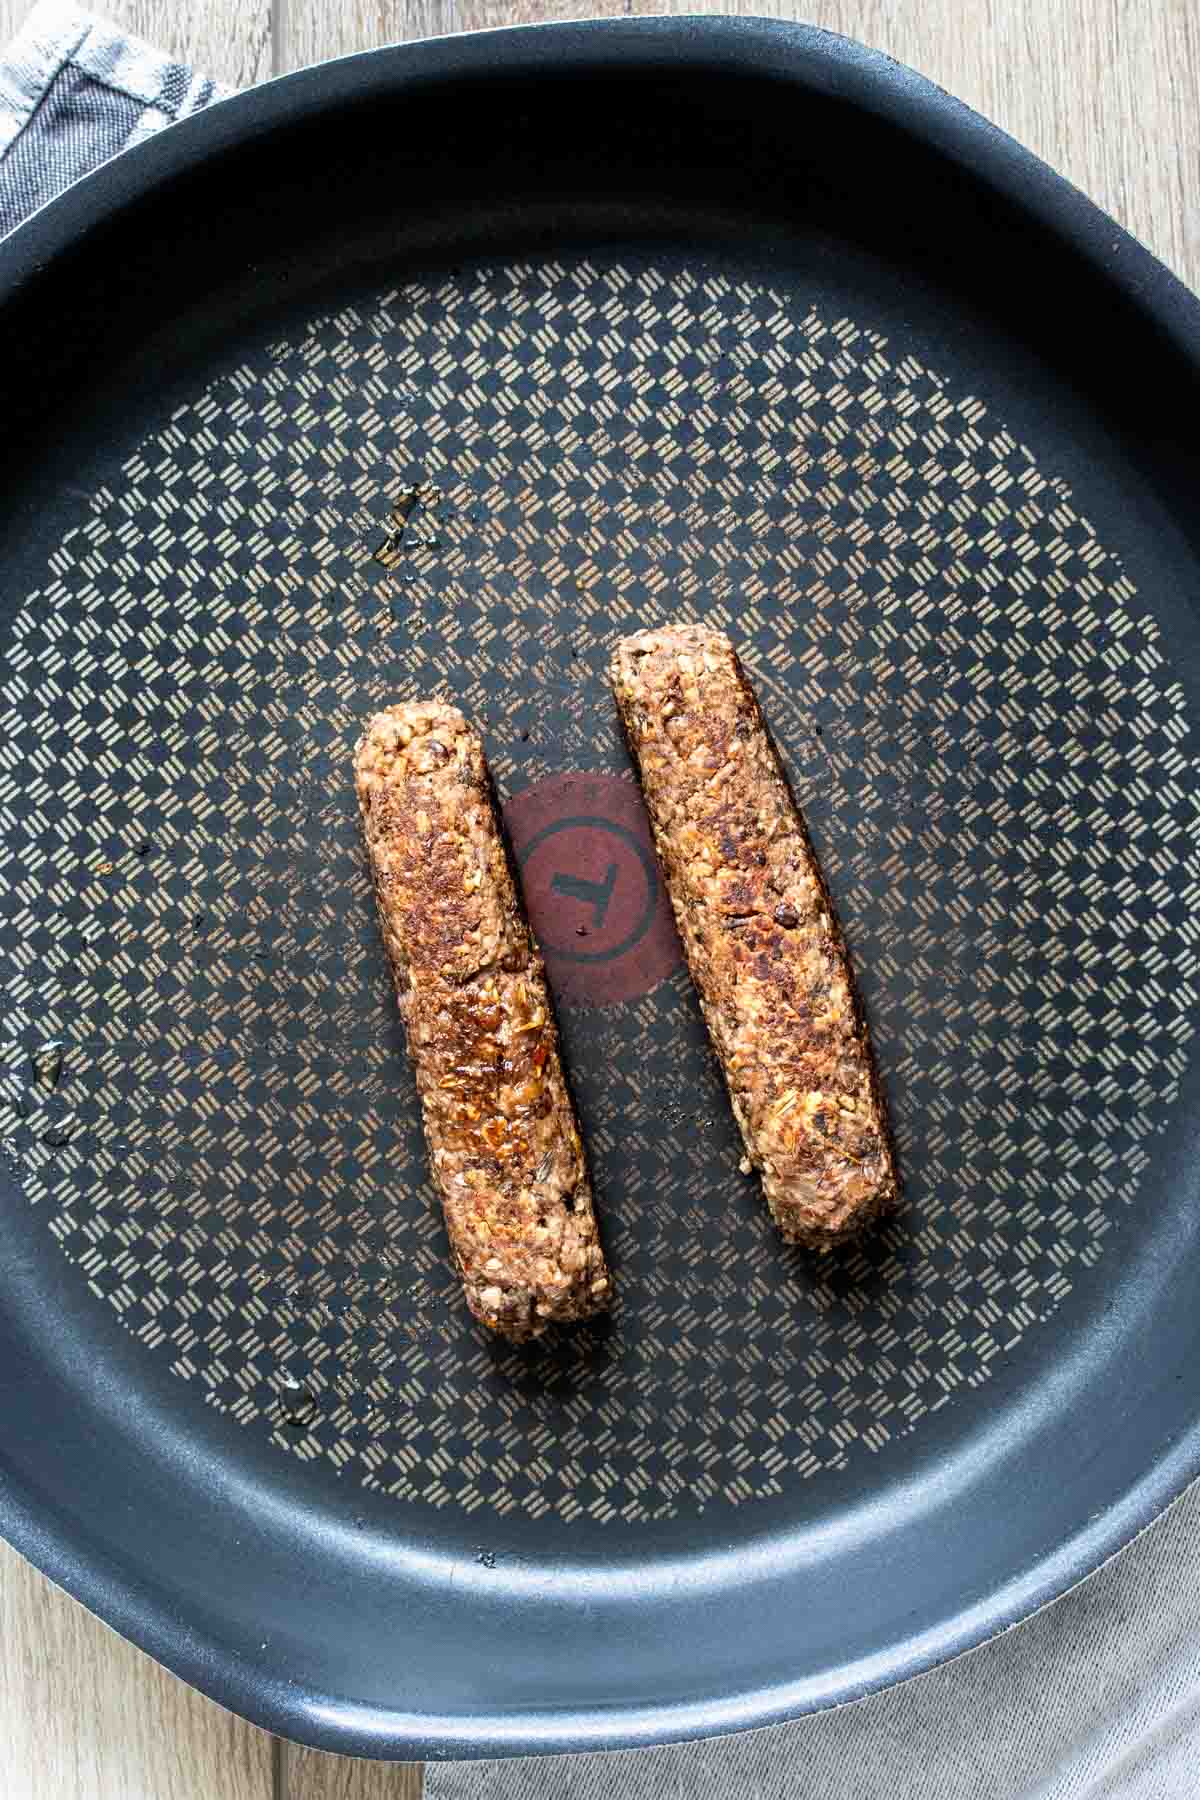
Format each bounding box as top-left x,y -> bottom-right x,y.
3,259 -> 1197,1523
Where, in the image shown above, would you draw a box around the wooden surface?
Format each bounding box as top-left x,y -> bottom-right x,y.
287,1744 -> 428,1800
0,0 -> 1195,1795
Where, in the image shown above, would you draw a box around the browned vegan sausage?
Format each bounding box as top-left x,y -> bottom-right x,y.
610,625 -> 898,1249
354,701 -> 611,1340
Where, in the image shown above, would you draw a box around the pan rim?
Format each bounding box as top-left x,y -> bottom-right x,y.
3,11 -> 1199,361
2,13 -> 1200,1760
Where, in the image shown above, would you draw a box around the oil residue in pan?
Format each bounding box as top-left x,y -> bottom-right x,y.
5,1040 -> 75,1148
1,257 -> 1196,1525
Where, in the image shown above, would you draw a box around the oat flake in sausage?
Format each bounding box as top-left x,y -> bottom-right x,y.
609,625 -> 899,1249
354,700 -> 611,1341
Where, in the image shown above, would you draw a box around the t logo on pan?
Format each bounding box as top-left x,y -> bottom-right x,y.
551,862 -> 617,930
504,774 -> 681,1007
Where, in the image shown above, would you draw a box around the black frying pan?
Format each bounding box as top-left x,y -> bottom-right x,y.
2,15 -> 1200,1762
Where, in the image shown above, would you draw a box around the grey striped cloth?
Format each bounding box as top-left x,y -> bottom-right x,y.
0,0 -> 222,236
4,6 -> 1200,1794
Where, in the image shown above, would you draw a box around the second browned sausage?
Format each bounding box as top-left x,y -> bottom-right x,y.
610,625 -> 898,1249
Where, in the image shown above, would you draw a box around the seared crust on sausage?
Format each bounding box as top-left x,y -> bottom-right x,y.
610,626 -> 898,1249
354,701 -> 611,1340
